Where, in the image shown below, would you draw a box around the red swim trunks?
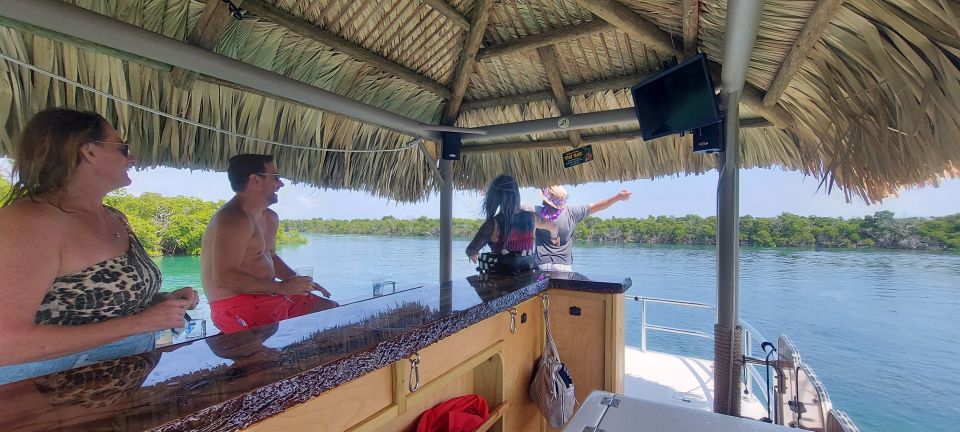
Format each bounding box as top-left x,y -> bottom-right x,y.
210,293 -> 321,334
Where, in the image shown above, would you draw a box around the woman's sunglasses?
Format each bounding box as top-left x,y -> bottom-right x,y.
91,141 -> 131,157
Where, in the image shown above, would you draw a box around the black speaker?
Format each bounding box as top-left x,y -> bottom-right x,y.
441,132 -> 461,160
692,119 -> 724,154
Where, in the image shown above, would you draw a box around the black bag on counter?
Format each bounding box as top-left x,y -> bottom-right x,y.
476,252 -> 536,275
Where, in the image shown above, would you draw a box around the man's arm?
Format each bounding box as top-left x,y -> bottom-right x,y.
271,254 -> 296,280
211,211 -> 310,296
263,210 -> 332,297
262,209 -> 295,280
588,190 -> 632,215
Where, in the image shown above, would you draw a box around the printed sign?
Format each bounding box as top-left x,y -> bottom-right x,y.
562,145 -> 593,168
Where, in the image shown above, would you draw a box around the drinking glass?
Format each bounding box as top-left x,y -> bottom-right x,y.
157,318 -> 208,347
291,267 -> 316,301
182,318 -> 207,340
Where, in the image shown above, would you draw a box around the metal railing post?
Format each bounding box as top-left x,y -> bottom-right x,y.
743,327 -> 752,394
623,295 -> 777,418
641,298 -> 647,352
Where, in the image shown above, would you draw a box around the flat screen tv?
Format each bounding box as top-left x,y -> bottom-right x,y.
630,53 -> 720,141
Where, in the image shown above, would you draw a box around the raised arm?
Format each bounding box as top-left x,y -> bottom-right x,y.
0,209 -> 188,366
588,190 -> 632,215
209,211 -> 310,296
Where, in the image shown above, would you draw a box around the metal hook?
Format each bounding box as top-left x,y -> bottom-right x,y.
508,307 -> 518,334
408,353 -> 421,393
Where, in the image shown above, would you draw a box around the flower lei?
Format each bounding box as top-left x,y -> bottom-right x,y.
539,205 -> 563,221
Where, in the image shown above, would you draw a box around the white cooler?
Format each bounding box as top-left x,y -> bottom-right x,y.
563,390 -> 795,432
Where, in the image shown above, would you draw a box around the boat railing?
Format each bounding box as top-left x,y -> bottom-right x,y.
624,294 -> 773,414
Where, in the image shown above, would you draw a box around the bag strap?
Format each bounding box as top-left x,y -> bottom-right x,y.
541,294 -> 561,361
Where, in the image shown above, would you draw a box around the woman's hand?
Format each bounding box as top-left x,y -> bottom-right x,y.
550,236 -> 560,246
167,286 -> 199,310
137,297 -> 191,332
469,254 -> 479,264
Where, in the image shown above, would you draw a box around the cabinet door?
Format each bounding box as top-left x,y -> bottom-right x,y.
242,366 -> 394,432
544,290 -> 625,432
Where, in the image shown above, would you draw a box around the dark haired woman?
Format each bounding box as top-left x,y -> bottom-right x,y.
466,175 -> 559,273
0,108 -> 198,384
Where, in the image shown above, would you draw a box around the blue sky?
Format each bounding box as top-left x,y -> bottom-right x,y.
2,158 -> 957,219
111,165 -> 960,220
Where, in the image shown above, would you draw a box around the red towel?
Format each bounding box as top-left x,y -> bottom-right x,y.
416,394 -> 490,432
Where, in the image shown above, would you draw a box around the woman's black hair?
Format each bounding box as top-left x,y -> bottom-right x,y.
481,174 -> 522,246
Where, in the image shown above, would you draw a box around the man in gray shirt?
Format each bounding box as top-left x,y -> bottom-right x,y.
523,186 -> 632,272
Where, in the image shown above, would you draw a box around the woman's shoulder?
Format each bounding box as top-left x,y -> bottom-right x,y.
0,200 -> 67,239
1,199 -> 63,221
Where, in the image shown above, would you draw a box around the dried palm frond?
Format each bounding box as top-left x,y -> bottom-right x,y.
0,0 -> 957,204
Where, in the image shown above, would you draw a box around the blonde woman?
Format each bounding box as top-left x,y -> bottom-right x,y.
0,108 -> 197,383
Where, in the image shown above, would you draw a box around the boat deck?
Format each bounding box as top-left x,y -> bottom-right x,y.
623,346 -> 769,420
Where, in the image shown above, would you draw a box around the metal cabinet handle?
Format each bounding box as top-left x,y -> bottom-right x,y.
408,353 -> 421,392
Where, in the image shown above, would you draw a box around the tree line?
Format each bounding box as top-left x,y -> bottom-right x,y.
104,191 -> 306,256
3,177 -> 956,252
1,177 -> 305,256
284,212 -> 960,251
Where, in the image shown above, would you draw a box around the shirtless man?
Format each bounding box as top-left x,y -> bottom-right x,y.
201,154 -> 336,334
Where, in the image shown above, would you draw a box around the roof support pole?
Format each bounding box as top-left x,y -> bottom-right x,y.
714,92 -> 743,417
439,160 -> 454,284
0,0 -> 443,141
714,0 -> 764,418
436,0 -> 494,285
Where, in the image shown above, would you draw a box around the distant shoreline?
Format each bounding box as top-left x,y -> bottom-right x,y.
4,179 -> 953,253
283,212 -> 960,251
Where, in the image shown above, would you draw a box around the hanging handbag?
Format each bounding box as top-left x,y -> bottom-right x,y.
528,294 -> 576,428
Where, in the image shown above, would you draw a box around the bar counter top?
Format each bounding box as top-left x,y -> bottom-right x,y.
0,272 -> 630,432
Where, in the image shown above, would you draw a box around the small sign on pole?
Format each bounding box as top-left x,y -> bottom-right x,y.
562,145 -> 593,168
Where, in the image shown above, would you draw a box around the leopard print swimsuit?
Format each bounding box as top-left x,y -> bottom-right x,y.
34,208 -> 162,325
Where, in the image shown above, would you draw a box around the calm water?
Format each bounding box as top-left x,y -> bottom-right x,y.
156,234 -> 960,432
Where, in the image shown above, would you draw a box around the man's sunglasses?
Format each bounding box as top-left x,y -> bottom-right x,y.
256,173 -> 282,180
92,141 -> 131,157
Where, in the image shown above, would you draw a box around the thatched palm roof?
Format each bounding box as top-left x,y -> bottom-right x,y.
1,0 -> 958,202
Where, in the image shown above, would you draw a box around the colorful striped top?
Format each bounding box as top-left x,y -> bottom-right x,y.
491,212 -> 536,255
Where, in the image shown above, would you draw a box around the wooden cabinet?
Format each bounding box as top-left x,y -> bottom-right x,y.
243,297 -> 542,432
242,289 -> 622,432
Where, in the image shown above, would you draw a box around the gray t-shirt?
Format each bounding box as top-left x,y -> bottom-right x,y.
523,204 -> 590,265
